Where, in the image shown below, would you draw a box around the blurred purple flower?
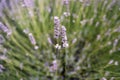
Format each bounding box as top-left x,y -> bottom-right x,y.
0,64 -> 5,73
23,0 -> 34,8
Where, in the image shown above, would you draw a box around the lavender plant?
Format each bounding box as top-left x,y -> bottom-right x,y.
0,0 -> 120,80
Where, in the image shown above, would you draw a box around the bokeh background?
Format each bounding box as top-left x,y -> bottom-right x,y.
0,0 -> 120,80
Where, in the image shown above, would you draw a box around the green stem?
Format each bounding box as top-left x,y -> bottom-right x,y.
61,49 -> 66,80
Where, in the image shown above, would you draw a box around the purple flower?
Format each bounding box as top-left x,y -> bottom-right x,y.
23,0 -> 34,8
0,22 -> 12,36
0,35 -> 5,44
54,16 -> 61,39
28,33 -> 36,45
61,26 -> 69,48
0,64 -> 5,73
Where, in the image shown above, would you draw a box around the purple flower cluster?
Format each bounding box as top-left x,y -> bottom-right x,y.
54,16 -> 68,48
28,33 -> 36,45
0,22 -> 12,36
61,26 -> 68,48
54,16 -> 61,39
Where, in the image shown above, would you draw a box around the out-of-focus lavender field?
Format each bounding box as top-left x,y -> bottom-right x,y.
0,0 -> 120,80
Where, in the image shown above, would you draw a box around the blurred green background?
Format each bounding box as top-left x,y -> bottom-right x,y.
0,0 -> 120,80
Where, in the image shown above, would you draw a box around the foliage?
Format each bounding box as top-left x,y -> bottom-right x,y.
0,0 -> 120,80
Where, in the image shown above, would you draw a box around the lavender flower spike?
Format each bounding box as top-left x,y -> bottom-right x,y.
0,22 -> 9,33
63,0 -> 69,12
54,16 -> 61,39
23,0 -> 34,8
49,60 -> 58,72
61,26 -> 69,48
0,22 -> 12,36
63,0 -> 69,5
28,33 -> 36,45
0,64 -> 5,73
0,35 -> 5,44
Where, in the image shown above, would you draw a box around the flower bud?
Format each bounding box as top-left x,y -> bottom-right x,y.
54,16 -> 61,39
28,33 -> 36,45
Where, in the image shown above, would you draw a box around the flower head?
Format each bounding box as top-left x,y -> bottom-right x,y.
23,0 -> 34,8
0,35 -> 5,44
0,22 -> 12,36
49,60 -> 58,72
63,0 -> 69,5
54,16 -> 61,39
28,33 -> 36,45
0,64 -> 5,73
61,26 -> 69,48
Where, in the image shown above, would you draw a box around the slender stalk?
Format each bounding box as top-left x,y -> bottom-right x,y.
62,49 -> 66,80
